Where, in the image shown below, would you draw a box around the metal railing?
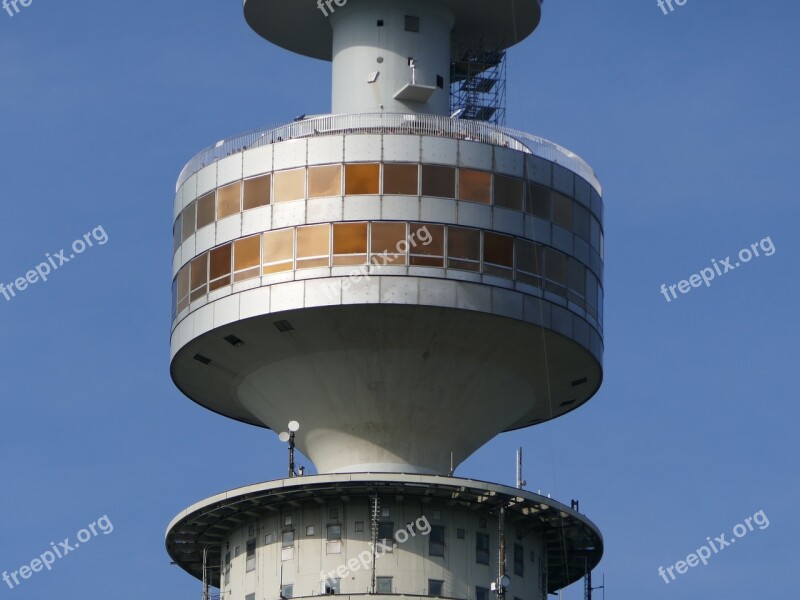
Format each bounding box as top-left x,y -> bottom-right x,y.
175,113 -> 601,194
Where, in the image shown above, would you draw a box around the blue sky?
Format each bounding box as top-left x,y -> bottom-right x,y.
0,0 -> 796,598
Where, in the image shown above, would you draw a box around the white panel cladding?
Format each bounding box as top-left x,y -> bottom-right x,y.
270,281 -> 306,313
421,136 -> 458,166
197,164 -> 217,197
482,274 -> 514,290
456,202 -> 492,229
177,315 -> 194,352
242,206 -> 272,237
574,176 -> 591,208
217,154 -> 244,186
419,278 -> 457,307
193,303 -> 215,337
273,139 -> 307,171
491,287 -> 524,320
181,173 -> 198,209
552,163 -> 575,196
343,196 -> 381,221
551,304 -> 574,338
455,281 -> 492,312
494,146 -> 524,177
523,295 -> 551,328
294,267 -> 330,282
383,135 -> 420,162
306,277 -> 340,307
240,287 -> 271,320
529,217 -> 551,246
344,135 -> 382,162
306,198 -> 344,225
174,190 -> 183,221
590,327 -> 603,361
381,196 -> 421,221
231,278 -> 261,295
216,214 -> 243,246
208,286 -> 233,304
458,140 -> 493,170
445,269 -> 482,284
213,294 -> 240,328
380,277 -> 419,304
492,207 -> 524,236
551,226 -> 574,255
272,201 -> 307,229
182,234 -> 196,264
308,135 -> 345,166
195,224 -> 217,256
525,154 -> 552,187
243,145 -> 273,178
172,250 -> 183,279
420,197 -> 456,223
342,275 -> 380,305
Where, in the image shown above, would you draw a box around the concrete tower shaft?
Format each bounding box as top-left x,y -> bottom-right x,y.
243,0 -> 542,114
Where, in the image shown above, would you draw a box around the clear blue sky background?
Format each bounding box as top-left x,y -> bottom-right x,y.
0,1 -> 796,598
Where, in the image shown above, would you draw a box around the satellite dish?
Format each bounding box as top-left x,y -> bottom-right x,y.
288,420 -> 300,432
278,432 -> 291,442
500,575 -> 510,587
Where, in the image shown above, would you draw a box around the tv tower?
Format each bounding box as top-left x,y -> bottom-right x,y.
166,1 -> 605,599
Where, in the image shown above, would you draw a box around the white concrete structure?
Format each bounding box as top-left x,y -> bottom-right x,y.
167,1 -> 605,598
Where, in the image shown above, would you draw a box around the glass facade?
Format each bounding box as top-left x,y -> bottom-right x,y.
175,162 -> 604,260
173,221 -> 604,324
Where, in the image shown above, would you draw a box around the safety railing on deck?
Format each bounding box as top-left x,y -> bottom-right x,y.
175,113 -> 601,194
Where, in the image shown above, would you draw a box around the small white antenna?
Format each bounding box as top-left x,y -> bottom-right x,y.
516,447 -> 526,489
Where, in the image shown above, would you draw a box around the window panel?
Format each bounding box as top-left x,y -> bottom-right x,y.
189,254 -> 208,301
217,182 -> 242,219
476,588 -> 489,600
234,235 -> 261,282
296,224 -> 331,269
274,168 -> 306,203
586,271 -> 598,309
483,232 -> 513,278
515,239 -> 543,286
308,164 -> 342,198
409,223 -> 444,267
282,531 -> 295,547
345,163 -> 380,195
526,183 -> 550,219
177,264 -> 190,313
544,247 -> 567,294
573,204 -> 591,241
383,163 -> 418,195
494,175 -> 524,210
376,577 -> 392,594
181,202 -> 196,242
209,243 -> 232,291
173,214 -> 182,252
567,258 -> 586,304
196,192 -> 216,229
371,222 -> 407,265
458,169 -> 491,204
421,165 -> 456,198
263,229 -> 295,274
552,192 -> 573,230
428,580 -> 444,596
476,533 -> 490,565
243,174 -> 271,210
333,222 -> 368,265
246,539 -> 256,572
514,544 -> 524,577
327,525 -> 342,541
447,226 -> 480,272
429,525 -> 445,557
